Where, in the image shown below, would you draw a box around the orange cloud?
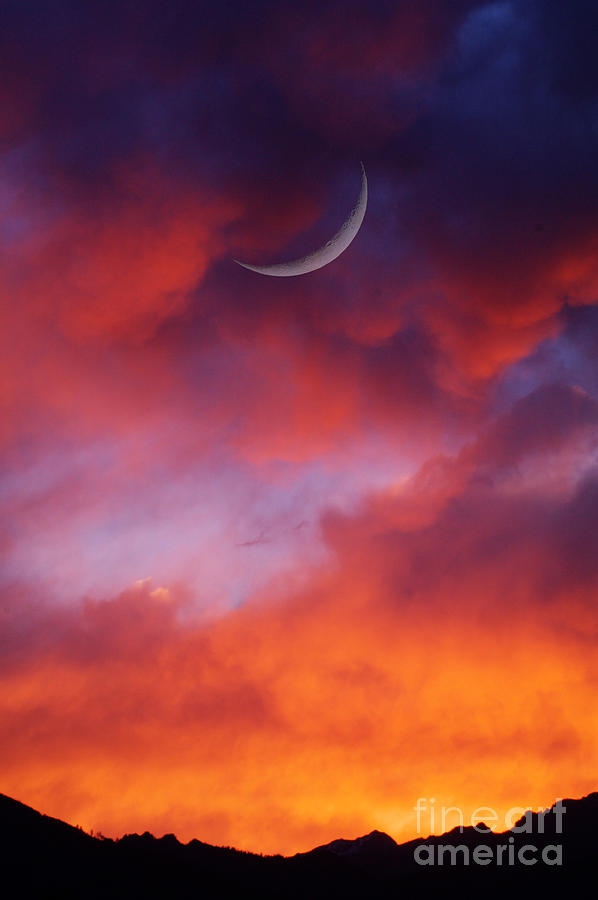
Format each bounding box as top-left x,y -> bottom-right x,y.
3,0 -> 598,864
2,389 -> 597,853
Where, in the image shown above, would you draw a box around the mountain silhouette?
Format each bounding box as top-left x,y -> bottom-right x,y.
1,791 -> 596,898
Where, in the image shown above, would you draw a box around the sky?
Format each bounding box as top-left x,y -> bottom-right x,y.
1,0 -> 598,854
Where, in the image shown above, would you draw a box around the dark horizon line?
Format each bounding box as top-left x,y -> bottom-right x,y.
3,787 -> 598,858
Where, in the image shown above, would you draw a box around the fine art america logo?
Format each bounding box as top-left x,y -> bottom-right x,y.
413,798 -> 565,866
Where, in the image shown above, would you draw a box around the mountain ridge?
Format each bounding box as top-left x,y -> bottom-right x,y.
1,790 -> 596,898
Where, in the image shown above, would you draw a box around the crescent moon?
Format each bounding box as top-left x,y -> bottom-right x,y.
234,162 -> 367,277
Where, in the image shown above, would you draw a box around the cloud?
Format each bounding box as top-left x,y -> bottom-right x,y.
3,0 -> 598,462
2,382 -> 597,852
3,0 -> 598,857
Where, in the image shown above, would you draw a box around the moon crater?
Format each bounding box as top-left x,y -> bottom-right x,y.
234,162 -> 367,277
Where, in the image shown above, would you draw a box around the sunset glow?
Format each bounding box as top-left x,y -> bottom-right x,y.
2,0 -> 598,855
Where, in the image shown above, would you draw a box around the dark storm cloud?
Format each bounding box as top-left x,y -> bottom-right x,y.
532,0 -> 598,99
0,1 -> 478,170
3,0 -> 598,454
